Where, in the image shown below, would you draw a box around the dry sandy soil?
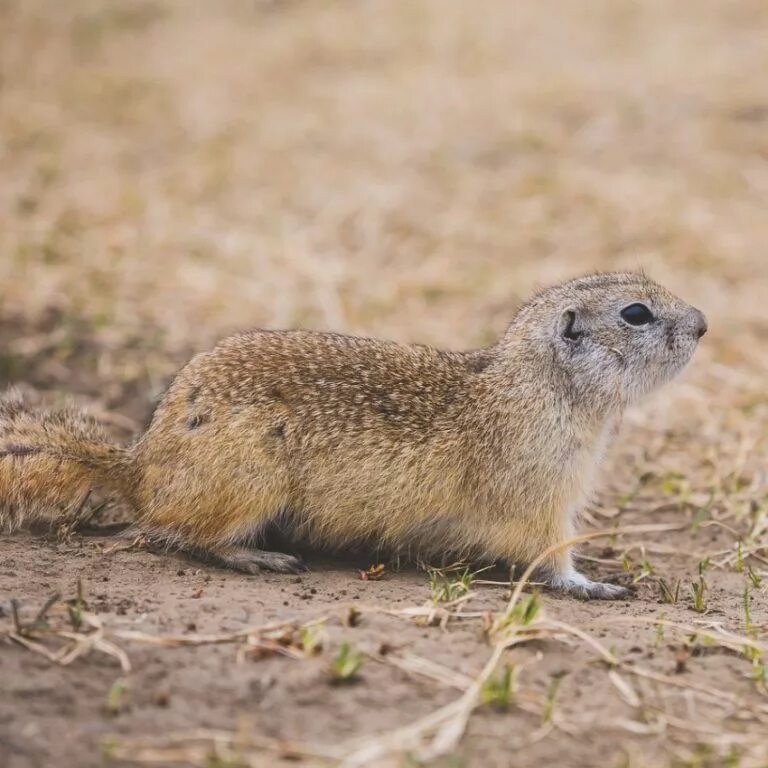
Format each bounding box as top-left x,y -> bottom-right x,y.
1,2 -> 767,767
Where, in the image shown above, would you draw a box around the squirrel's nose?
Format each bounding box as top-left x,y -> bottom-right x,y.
693,309 -> 708,339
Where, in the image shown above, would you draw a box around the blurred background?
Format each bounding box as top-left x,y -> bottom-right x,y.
0,0 -> 765,422
2,5 -> 767,766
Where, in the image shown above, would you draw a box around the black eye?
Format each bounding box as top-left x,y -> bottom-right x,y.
620,303 -> 654,326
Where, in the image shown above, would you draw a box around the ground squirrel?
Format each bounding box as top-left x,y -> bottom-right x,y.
0,272 -> 706,599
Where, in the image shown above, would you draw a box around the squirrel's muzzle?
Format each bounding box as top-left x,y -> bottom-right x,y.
693,309 -> 708,339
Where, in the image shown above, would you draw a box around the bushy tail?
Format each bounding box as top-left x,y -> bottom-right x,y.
0,390 -> 135,531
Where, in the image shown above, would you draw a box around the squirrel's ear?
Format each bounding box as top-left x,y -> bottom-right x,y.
557,309 -> 584,343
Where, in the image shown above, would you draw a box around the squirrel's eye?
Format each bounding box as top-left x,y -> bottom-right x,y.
620,303 -> 654,326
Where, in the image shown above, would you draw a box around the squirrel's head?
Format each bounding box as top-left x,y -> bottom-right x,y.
504,272 -> 707,408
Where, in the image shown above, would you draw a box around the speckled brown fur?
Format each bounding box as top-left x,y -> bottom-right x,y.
0,273 -> 707,598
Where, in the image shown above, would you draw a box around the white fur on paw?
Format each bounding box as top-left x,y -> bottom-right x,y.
550,570 -> 632,601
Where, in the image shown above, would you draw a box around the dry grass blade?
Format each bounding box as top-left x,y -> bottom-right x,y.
626,666 -> 768,716
5,596 -> 132,673
8,632 -> 62,663
608,670 -> 641,708
112,619 -> 304,648
602,615 -> 768,656
106,728 -> 345,765
538,617 -> 618,666
367,650 -> 474,690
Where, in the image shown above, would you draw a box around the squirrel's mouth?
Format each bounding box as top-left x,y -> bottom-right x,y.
663,342 -> 699,371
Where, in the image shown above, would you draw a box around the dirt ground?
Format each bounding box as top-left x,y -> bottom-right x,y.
1,1 -> 767,767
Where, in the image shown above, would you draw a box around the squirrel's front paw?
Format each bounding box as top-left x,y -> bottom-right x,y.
549,570 -> 633,601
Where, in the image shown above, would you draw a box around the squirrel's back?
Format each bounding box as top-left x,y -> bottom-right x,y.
149,330 -> 493,433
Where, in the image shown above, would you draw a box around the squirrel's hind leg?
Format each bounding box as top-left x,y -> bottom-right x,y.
208,545 -> 308,574
137,525 -> 308,574
140,533 -> 308,574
